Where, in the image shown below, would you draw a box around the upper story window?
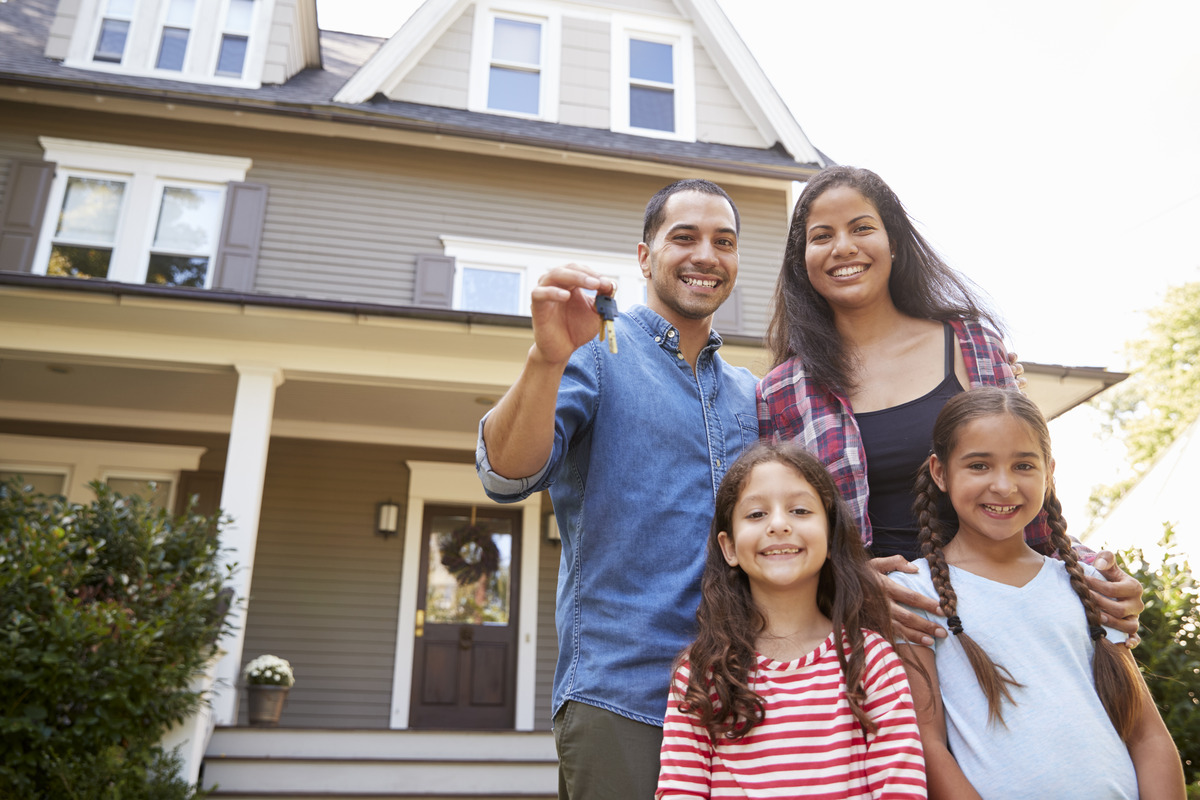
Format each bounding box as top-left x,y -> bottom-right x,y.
441,236 -> 645,317
67,0 -> 268,87
33,138 -> 252,289
469,3 -> 561,122
611,17 -> 695,140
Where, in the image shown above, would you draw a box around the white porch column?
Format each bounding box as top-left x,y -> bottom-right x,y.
211,364 -> 284,725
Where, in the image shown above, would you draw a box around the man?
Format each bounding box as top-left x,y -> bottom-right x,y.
476,179 -> 756,798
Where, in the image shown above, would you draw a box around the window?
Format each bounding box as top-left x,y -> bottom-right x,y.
469,4 -> 560,121
154,0 -> 196,71
94,0 -> 135,63
441,236 -> 645,317
216,0 -> 255,77
69,0 -> 267,86
611,18 -> 695,140
35,138 -> 252,289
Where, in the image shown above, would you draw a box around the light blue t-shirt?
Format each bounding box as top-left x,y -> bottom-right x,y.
477,304 -> 758,726
892,557 -> 1137,800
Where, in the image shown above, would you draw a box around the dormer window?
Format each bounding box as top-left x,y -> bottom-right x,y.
469,3 -> 561,122
93,0 -> 134,63
611,17 -> 695,141
67,0 -> 269,87
155,0 -> 196,71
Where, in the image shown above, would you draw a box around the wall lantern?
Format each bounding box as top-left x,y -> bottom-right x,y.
377,500 -> 401,539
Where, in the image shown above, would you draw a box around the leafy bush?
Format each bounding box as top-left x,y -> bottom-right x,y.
0,480 -> 233,799
1119,525 -> 1200,795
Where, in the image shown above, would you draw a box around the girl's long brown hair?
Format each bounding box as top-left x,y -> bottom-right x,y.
677,441 -> 898,740
913,387 -> 1145,737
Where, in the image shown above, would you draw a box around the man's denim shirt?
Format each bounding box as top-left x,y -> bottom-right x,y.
476,304 -> 758,726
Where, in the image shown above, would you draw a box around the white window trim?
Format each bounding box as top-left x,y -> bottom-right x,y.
467,1 -> 562,123
0,434 -> 205,507
441,235 -> 645,316
33,137 -> 252,288
63,0 -> 276,89
610,15 -> 695,141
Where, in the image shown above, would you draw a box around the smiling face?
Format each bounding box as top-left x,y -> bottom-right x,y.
931,412 -> 1052,548
718,460 -> 829,601
638,190 -> 739,327
803,184 -> 894,315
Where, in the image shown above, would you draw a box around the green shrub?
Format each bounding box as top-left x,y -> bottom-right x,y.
1119,525 -> 1200,795
0,480 -> 233,799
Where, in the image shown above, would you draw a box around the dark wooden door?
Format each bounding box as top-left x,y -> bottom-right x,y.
409,504 -> 522,729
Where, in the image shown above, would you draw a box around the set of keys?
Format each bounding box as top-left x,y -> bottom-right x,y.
594,293 -> 618,354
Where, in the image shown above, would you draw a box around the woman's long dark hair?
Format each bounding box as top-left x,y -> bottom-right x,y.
766,166 -> 1002,394
913,387 -> 1146,737
677,441 -> 899,740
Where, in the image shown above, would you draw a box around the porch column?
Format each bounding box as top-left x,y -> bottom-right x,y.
211,364 -> 284,725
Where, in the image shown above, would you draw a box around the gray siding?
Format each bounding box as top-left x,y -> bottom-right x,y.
44,0 -> 79,60
390,6 -> 473,108
694,40 -> 768,148
559,16 -> 610,129
536,519 -> 559,731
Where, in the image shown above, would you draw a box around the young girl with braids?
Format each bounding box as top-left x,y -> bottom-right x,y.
891,387 -> 1183,800
656,442 -> 926,799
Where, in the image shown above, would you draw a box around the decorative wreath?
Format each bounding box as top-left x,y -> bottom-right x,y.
439,525 -> 501,586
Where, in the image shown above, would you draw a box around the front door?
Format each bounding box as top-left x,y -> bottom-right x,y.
409,504 -> 521,729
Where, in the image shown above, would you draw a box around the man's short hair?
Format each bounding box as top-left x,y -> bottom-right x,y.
642,180 -> 740,243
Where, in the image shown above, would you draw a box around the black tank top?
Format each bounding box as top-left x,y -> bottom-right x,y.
855,323 -> 963,560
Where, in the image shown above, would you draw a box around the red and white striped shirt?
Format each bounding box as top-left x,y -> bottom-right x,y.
657,630 -> 926,799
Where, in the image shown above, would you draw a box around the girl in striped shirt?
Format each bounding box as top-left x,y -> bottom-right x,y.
656,442 -> 927,799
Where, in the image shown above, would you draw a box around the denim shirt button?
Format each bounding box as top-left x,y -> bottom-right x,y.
655,336 -> 662,343
667,329 -> 676,338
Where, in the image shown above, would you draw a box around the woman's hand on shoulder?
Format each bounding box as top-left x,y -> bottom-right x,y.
1085,550 -> 1145,648
1006,351 -> 1028,391
870,555 -> 947,647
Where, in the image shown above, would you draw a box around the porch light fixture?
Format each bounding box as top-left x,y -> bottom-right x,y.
377,500 -> 401,539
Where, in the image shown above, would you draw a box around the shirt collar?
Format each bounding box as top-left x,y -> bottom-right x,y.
625,304 -> 724,355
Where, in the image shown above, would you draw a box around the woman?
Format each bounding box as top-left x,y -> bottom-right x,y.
757,165 -> 1143,645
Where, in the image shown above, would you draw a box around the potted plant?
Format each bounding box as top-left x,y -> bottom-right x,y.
242,654 -> 295,727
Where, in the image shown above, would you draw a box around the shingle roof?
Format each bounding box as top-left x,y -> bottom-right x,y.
0,0 -> 821,179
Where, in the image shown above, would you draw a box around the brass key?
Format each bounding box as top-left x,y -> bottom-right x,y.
594,293 -> 618,354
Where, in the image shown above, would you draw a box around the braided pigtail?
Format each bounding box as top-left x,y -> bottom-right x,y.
915,456 -> 1022,724
1044,489 -> 1145,741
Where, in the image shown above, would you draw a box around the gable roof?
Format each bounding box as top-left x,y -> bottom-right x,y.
334,0 -> 822,166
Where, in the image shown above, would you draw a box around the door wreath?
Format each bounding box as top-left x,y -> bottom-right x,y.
439,524 -> 500,586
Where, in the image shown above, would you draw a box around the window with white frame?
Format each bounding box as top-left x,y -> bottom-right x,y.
469,4 -> 560,121
441,236 -> 645,316
611,17 -> 695,140
34,138 -> 251,289
69,0 -> 268,86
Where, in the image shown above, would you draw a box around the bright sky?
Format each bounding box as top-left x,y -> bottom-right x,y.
314,0 -> 1200,547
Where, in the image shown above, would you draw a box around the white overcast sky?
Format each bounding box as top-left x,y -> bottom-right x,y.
314,0 -> 1200,543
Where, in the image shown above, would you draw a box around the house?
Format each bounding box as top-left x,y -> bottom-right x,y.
0,0 -> 1123,796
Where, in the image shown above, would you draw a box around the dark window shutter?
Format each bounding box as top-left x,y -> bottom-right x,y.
0,159 -> 56,272
212,181 -> 268,292
712,286 -> 743,334
413,254 -> 456,308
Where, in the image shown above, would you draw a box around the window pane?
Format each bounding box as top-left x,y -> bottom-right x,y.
106,0 -> 135,15
488,66 -> 539,115
0,471 -> 66,496
106,478 -> 172,510
146,255 -> 208,287
461,267 -> 521,314
94,19 -> 129,62
425,512 -> 513,625
226,0 -> 255,33
492,18 -> 540,65
156,27 -> 189,71
153,186 -> 223,253
630,86 -> 675,131
56,177 -> 125,242
216,34 -> 248,76
630,39 -> 672,83
48,245 -> 113,279
165,0 -> 195,26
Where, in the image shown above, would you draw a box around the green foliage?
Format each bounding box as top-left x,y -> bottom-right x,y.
1090,281 -> 1200,522
0,480 -> 234,799
1118,525 -> 1200,792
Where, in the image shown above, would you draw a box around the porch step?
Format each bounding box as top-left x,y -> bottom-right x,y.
202,728 -> 557,799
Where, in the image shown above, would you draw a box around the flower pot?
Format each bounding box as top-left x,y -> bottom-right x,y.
246,685 -> 289,727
